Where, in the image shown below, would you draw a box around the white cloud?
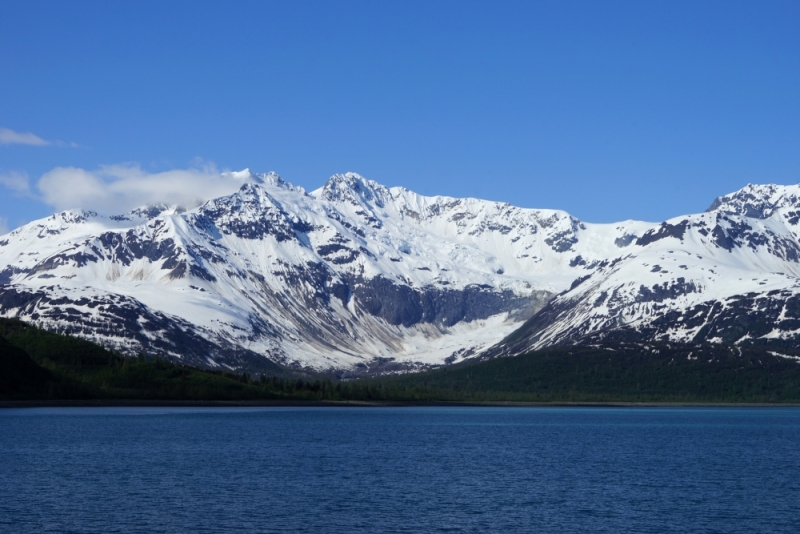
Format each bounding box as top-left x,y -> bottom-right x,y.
0,127 -> 50,146
0,171 -> 31,195
36,164 -> 261,214
0,216 -> 8,235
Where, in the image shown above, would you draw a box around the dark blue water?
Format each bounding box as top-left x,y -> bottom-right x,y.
1,407 -> 799,533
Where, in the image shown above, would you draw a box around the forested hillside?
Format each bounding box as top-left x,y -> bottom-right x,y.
3,318 -> 800,403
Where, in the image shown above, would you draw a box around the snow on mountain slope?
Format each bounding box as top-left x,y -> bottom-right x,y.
0,171 -> 650,373
491,195 -> 800,357
707,183 -> 800,219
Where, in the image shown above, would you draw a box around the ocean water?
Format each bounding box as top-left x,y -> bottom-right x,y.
1,406 -> 799,533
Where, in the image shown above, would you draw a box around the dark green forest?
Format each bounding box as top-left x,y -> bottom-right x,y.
2,317 -> 800,403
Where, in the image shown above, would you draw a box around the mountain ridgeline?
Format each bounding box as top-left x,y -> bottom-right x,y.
3,172 -> 800,375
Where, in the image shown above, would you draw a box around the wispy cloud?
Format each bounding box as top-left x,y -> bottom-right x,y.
0,216 -> 8,235
0,127 -> 80,147
0,127 -> 50,146
36,163 -> 261,214
0,171 -> 31,195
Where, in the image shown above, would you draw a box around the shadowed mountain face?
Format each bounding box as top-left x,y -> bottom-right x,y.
3,172 -> 800,374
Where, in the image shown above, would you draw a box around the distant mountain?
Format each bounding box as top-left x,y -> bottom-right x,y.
2,172 -> 800,374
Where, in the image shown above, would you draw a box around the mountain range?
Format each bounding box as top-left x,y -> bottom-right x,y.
2,171 -> 800,375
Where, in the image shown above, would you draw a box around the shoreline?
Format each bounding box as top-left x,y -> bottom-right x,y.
2,399 -> 800,409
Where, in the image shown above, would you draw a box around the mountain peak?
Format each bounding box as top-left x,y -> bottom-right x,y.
313,172 -> 391,207
706,183 -> 800,219
113,203 -> 185,221
56,208 -> 99,224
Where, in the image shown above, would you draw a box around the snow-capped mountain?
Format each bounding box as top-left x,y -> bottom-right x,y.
490,183 -> 800,358
2,172 -> 800,374
0,171 -> 637,373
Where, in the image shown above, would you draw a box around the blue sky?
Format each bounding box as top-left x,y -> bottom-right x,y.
1,0 -> 799,232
